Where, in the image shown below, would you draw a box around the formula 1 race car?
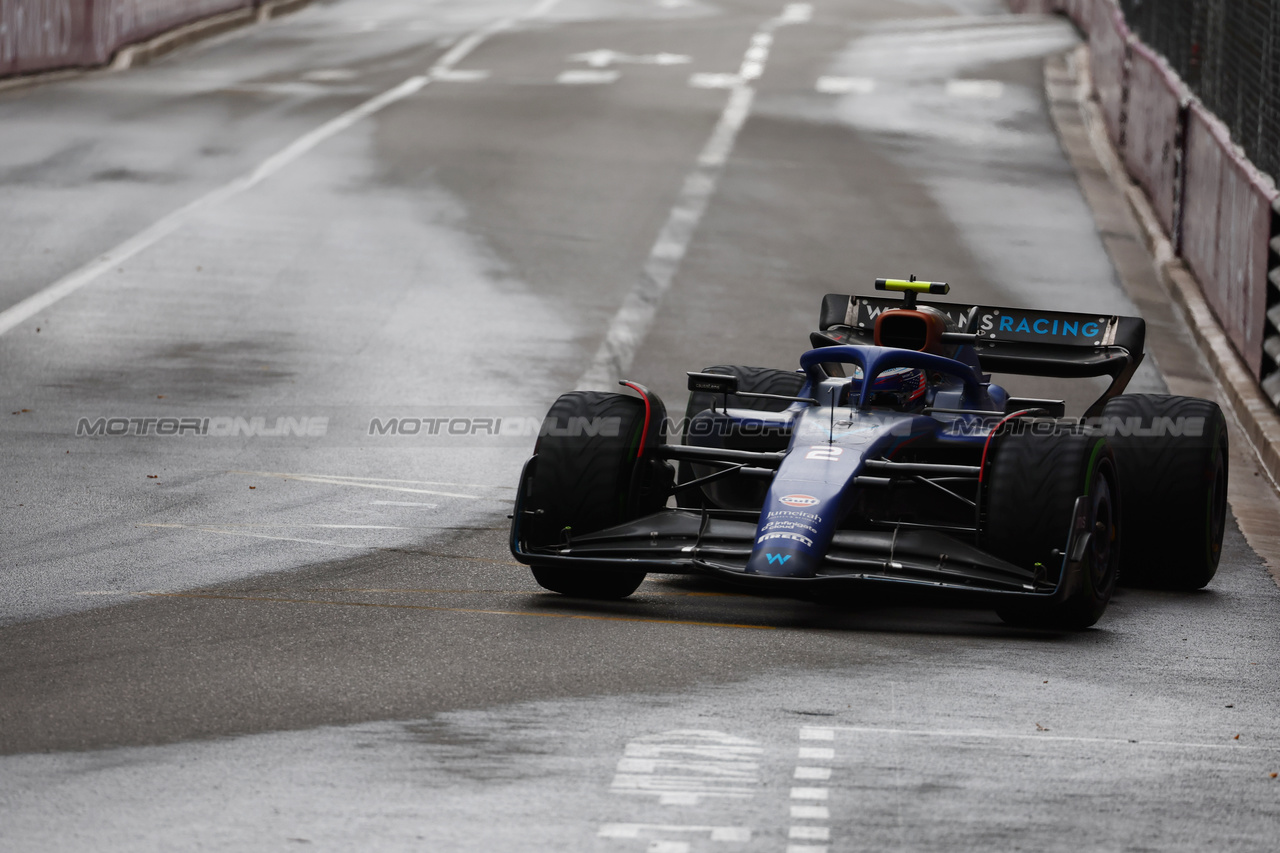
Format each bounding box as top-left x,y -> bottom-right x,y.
510,279 -> 1229,628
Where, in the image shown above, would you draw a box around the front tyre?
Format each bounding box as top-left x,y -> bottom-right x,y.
983,425 -> 1120,630
524,391 -> 669,599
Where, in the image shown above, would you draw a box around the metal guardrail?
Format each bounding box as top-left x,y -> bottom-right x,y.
1264,199 -> 1280,407
1117,0 -> 1280,189
1021,0 -> 1280,404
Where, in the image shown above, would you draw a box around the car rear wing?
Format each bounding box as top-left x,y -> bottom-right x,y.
813,293 -> 1147,415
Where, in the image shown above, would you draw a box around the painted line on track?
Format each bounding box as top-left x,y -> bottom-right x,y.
137,524 -> 524,562
136,591 -> 778,629
575,4 -> 808,390
802,725 -> 1280,753
234,469 -> 516,490
0,0 -> 564,338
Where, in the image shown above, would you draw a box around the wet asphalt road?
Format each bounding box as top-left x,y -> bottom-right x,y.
2,0 -> 1279,850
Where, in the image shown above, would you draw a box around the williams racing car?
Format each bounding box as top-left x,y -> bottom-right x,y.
510,279 -> 1228,628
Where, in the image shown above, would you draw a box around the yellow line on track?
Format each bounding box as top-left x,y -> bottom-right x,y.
138,591 -> 776,630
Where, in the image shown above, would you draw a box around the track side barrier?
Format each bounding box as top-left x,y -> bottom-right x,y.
1007,0 -> 1059,12
1060,0 -> 1091,35
1,0 -> 260,78
1019,0 -> 1280,400
1088,0 -> 1129,152
1124,39 -> 1187,243
1181,102 -> 1277,380
1261,199 -> 1280,405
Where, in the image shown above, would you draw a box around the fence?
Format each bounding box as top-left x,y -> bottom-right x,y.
1019,0 -> 1280,406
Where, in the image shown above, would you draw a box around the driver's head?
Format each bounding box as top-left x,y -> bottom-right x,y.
868,367 -> 927,409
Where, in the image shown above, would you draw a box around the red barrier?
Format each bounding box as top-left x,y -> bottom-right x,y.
1089,0 -> 1129,150
1,0 -> 252,77
1124,39 -> 1187,238
1181,102 -> 1279,378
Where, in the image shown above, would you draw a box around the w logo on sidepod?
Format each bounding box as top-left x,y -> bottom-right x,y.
766,553 -> 791,565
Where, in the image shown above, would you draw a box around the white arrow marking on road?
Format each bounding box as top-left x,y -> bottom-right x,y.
569,49 -> 691,68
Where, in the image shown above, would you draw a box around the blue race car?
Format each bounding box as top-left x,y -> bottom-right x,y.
510,279 -> 1229,628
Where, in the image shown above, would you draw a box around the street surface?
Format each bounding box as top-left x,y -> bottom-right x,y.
2,0 -> 1278,850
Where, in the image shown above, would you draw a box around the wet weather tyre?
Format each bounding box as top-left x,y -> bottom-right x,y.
983,425 -> 1120,630
525,392 -> 661,599
676,365 -> 805,508
1100,394 -> 1228,590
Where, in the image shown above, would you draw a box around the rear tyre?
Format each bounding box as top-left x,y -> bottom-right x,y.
983,424 -> 1120,630
676,365 -> 805,508
1100,394 -> 1228,590
525,392 -> 668,599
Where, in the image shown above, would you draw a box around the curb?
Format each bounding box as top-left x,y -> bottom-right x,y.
1062,44 -> 1280,496
0,0 -> 312,93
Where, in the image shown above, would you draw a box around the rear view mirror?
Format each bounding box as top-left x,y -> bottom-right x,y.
687,372 -> 739,395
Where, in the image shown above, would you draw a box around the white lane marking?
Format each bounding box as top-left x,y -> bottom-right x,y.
824,725 -> 1280,752
144,523 -> 439,530
430,0 -> 562,74
689,72 -> 741,89
610,730 -> 763,805
432,68 -> 491,82
945,78 -> 1005,99
0,0 -> 563,339
577,4 -> 808,390
140,524 -> 365,549
794,766 -> 831,780
798,746 -> 834,760
570,49 -> 691,67
790,787 -> 828,799
799,727 -> 835,740
235,473 -> 483,499
815,75 -> 874,94
371,500 -> 440,507
791,729 -> 835,848
557,69 -> 621,85
790,805 -> 829,819
302,69 -> 359,81
233,471 -> 515,489
598,824 -> 751,842
780,3 -> 813,23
